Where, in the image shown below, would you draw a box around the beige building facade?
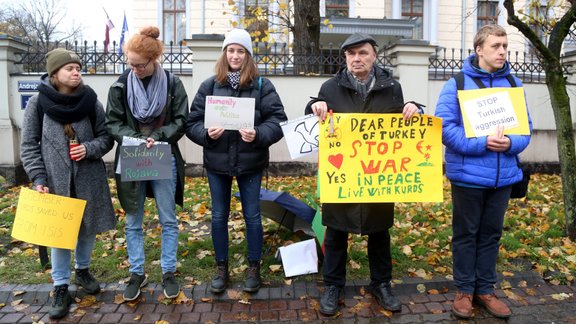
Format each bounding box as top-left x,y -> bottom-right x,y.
126,0 -> 564,54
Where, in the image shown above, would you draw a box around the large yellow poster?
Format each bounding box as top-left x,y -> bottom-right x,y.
319,113 -> 443,203
12,187 -> 86,250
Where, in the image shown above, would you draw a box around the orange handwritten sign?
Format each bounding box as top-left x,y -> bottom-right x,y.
319,113 -> 443,203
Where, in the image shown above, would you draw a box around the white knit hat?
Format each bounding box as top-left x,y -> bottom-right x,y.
222,29 -> 253,56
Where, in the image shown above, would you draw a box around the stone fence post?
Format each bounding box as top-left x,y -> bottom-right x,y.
386,39 -> 437,112
0,35 -> 29,184
182,34 -> 224,170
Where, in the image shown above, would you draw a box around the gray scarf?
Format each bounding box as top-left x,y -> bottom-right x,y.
127,62 -> 168,124
347,68 -> 375,101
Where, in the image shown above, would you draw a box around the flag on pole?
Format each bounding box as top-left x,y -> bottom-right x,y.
103,9 -> 115,54
118,13 -> 128,55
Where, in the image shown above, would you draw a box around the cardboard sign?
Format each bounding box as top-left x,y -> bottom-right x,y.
319,113 -> 443,203
12,187 -> 86,250
205,95 -> 255,130
458,87 -> 530,137
280,114 -> 319,159
120,143 -> 172,181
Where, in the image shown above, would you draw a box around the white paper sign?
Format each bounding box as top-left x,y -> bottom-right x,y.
205,96 -> 255,130
280,114 -> 319,160
461,91 -> 519,137
278,239 -> 318,277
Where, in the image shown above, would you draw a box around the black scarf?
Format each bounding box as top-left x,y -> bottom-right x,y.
37,78 -> 97,124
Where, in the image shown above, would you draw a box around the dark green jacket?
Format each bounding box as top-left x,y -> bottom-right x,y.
105,69 -> 189,214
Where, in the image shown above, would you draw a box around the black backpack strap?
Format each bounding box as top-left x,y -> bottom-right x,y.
454,72 -> 465,91
506,74 -> 517,87
455,71 -> 517,90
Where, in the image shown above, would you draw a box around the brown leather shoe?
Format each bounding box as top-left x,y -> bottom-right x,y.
474,294 -> 512,319
452,292 -> 473,319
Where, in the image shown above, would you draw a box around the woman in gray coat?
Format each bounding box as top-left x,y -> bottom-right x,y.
20,48 -> 116,320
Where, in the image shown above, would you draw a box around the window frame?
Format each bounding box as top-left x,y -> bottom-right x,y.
162,0 -> 186,45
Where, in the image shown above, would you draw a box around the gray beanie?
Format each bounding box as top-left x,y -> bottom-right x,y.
222,29 -> 253,56
45,48 -> 82,76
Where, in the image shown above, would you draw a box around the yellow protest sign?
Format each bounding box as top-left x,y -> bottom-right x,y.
458,87 -> 530,138
12,187 -> 86,250
319,113 -> 443,203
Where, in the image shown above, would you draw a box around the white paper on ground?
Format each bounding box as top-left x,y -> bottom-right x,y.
278,238 -> 318,277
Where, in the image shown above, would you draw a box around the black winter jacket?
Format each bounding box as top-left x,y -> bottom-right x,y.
305,65 -> 405,234
187,76 -> 287,176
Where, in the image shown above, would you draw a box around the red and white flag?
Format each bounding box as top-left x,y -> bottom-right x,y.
104,18 -> 115,54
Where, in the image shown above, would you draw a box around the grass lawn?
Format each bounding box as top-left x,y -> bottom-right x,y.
0,174 -> 574,287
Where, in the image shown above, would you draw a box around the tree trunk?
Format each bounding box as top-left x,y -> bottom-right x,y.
545,67 -> 576,239
292,0 -> 320,74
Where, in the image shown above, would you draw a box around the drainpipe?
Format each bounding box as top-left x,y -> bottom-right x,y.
201,0 -> 205,33
461,0 -> 466,52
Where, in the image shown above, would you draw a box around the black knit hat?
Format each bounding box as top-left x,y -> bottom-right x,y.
45,48 -> 82,76
341,33 -> 378,51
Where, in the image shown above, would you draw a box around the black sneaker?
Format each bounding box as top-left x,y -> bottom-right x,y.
369,282 -> 401,312
162,272 -> 180,298
49,284 -> 73,319
319,285 -> 342,316
123,273 -> 148,301
75,268 -> 101,294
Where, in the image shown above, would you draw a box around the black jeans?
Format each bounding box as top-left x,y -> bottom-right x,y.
322,227 -> 392,287
451,183 -> 512,294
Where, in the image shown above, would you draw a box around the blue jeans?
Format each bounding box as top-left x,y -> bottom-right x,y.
207,171 -> 263,262
125,157 -> 178,275
451,183 -> 512,295
51,232 -> 97,286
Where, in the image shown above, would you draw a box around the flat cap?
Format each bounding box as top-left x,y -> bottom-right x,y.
341,32 -> 377,51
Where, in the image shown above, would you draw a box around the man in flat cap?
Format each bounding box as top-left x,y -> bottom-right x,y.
305,32 -> 421,316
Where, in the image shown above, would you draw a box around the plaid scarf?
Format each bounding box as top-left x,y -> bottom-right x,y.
226,71 -> 241,89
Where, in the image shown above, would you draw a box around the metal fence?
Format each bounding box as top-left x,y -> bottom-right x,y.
429,48 -> 547,83
252,42 -> 393,76
14,41 -> 549,82
15,40 -> 193,75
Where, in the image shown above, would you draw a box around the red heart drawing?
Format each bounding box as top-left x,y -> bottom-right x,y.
328,154 -> 343,169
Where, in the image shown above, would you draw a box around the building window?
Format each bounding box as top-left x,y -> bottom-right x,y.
528,4 -> 548,56
163,0 -> 186,44
245,0 -> 269,40
402,0 -> 423,39
477,0 -> 499,30
326,0 -> 349,18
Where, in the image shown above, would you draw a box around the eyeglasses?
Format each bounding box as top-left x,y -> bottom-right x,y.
128,59 -> 151,70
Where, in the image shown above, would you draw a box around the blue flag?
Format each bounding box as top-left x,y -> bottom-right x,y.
118,13 -> 128,55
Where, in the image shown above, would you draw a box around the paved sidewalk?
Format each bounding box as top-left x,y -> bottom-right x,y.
1,271 -> 575,323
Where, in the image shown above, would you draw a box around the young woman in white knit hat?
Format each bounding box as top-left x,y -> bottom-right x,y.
186,28 -> 287,294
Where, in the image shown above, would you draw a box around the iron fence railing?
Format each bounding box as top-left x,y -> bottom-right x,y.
15,41 -> 553,82
253,42 -> 393,76
15,40 -> 193,75
429,48 -> 548,83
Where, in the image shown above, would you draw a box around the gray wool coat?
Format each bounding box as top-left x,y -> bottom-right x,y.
20,87 -> 117,236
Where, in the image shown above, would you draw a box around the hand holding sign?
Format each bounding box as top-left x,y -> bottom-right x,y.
487,124 -> 511,152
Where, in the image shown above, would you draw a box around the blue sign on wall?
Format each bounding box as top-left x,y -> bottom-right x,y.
21,95 -> 33,110
18,81 -> 40,92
